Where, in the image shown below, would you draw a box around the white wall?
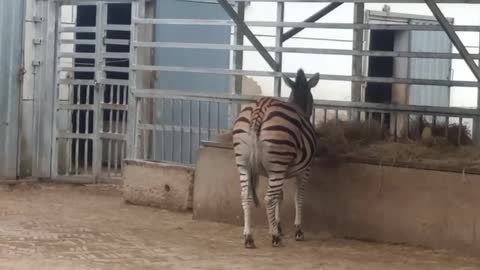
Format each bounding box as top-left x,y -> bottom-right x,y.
243,3 -> 480,108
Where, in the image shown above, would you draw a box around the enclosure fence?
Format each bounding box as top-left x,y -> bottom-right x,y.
127,0 -> 480,166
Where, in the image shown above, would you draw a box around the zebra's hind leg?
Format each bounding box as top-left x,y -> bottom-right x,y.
265,176 -> 284,247
275,190 -> 284,236
238,164 -> 256,248
294,167 -> 311,241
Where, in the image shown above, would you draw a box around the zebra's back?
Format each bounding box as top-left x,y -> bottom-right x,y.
233,97 -> 317,178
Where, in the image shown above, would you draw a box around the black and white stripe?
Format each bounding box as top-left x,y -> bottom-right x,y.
232,69 -> 320,248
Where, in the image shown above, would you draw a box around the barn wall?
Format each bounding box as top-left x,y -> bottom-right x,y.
0,0 -> 25,178
193,143 -> 480,256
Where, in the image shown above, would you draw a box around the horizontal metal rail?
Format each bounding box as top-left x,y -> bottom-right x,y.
134,41 -> 480,60
231,0 -> 480,3
132,89 -> 480,117
132,65 -> 480,87
133,18 -> 480,32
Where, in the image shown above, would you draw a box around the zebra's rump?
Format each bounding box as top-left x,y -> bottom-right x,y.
232,97 -> 317,176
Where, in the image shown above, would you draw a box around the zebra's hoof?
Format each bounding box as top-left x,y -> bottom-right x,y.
272,235 -> 282,247
277,223 -> 284,236
295,229 -> 304,241
244,235 -> 256,249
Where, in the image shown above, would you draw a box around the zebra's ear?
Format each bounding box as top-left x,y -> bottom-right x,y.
282,74 -> 295,89
308,73 -> 320,88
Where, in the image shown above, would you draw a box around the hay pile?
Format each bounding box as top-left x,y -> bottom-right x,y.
315,119 -> 480,168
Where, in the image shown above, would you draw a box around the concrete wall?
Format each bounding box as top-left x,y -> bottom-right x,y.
193,142 -> 480,256
123,159 -> 195,211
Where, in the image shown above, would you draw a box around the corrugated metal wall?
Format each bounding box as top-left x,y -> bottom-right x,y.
153,0 -> 231,164
408,20 -> 451,107
0,0 -> 25,178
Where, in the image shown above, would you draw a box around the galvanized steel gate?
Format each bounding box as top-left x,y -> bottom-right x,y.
52,1 -> 131,182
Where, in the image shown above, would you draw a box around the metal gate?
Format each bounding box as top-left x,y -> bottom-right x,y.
52,1 -> 132,182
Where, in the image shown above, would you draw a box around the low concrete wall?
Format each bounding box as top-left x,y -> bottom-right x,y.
123,160 -> 194,211
193,142 -> 480,256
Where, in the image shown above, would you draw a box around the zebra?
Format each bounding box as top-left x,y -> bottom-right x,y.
232,69 -> 319,248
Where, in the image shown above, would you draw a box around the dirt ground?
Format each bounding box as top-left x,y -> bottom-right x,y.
1,183 -> 480,270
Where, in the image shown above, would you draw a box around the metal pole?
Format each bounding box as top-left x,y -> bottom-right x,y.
351,3 -> 364,120
474,32 -> 480,144
273,2 -> 284,97
281,3 -> 343,42
217,0 -> 279,71
425,0 -> 480,81
233,2 -> 245,95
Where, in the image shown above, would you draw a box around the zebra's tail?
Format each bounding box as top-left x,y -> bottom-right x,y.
248,131 -> 260,208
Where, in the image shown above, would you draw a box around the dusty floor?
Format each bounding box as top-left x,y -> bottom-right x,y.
1,183 -> 480,270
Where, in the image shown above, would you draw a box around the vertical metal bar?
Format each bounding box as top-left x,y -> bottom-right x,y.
335,109 -> 339,123
161,98 -> 165,160
84,86 -> 90,174
207,101 -> 211,140
152,98 -> 157,161
170,99 -> 174,161
67,84 -> 73,175
458,117 -> 463,145
273,1 -> 284,97
51,3 -> 63,178
351,2 -> 364,116
446,116 -> 449,138
114,86 -> 120,134
217,101 -> 221,136
198,100 -> 202,149
407,113 -> 410,139
394,112 -> 398,141
230,2 -> 245,124
474,31 -> 480,144
93,2 -> 106,179
323,109 -> 327,124
232,2 -> 245,96
189,100 -> 193,164
114,140 -> 119,174
380,112 -> 385,131
108,86 -> 114,174
120,86 -> 126,167
109,86 -> 114,133
180,100 -> 184,163
367,111 -> 372,136
143,98 -> 148,160
127,0 -> 144,159
75,88 -> 80,175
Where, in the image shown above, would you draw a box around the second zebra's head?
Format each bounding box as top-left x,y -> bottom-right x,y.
282,69 -> 320,118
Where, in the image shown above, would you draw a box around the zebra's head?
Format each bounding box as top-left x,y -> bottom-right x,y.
282,69 -> 320,118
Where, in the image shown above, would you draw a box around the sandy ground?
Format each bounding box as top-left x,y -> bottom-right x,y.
1,183 -> 480,270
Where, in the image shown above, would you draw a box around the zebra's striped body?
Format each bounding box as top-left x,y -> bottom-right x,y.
232,69 -> 319,248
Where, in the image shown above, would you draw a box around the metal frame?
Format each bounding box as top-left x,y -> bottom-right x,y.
50,1 -> 132,183
26,0 -> 480,177
126,0 -> 480,165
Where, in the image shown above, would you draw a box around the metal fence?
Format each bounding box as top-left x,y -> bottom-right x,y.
127,0 -> 480,166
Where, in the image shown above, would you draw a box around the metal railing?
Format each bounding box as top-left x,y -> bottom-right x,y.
127,0 -> 480,165
131,90 -> 478,164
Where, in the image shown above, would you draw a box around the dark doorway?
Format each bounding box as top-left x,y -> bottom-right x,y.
73,4 -> 131,169
365,30 -> 395,126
